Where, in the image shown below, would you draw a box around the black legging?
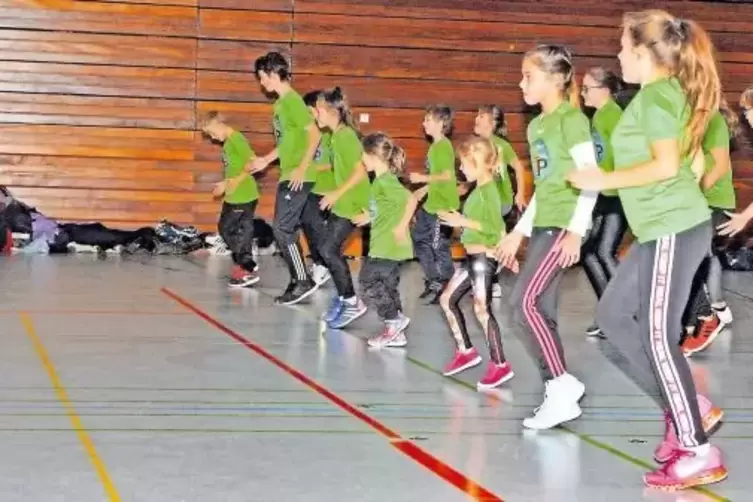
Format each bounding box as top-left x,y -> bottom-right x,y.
440,253 -> 506,364
582,195 -> 629,298
318,214 -> 356,298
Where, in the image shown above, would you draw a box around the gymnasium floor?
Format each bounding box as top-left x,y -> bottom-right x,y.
0,253 -> 750,502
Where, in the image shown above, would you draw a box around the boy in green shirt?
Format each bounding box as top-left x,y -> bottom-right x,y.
408,105 -> 460,304
201,111 -> 260,288
249,52 -> 321,305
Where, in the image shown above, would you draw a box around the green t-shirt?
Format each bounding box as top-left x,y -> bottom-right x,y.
611,78 -> 710,243
423,137 -> 460,214
527,101 -> 591,229
460,180 -> 504,248
702,111 -> 735,210
491,135 -> 519,206
272,90 -> 317,183
331,126 -> 370,219
591,98 -> 623,197
223,131 -> 259,204
312,131 -> 336,195
368,172 -> 414,261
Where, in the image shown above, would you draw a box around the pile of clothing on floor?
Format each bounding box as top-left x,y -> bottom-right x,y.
0,186 -> 276,257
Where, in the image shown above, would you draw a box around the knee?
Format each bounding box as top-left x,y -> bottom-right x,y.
439,288 -> 453,312
473,297 -> 489,322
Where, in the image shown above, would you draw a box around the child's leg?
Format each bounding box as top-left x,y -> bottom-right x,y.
439,264 -> 474,354
319,214 -> 356,298
509,229 -> 569,381
272,182 -> 313,287
433,218 -> 455,285
301,193 -> 327,267
234,201 -> 258,273
596,197 -> 629,281
411,207 -> 438,288
360,258 -> 397,318
469,254 -> 505,364
581,210 -> 609,298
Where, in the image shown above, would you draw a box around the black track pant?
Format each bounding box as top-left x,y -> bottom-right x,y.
581,195 -> 628,298
218,200 -> 258,273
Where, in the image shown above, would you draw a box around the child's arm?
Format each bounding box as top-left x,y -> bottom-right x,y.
700,147 -> 730,191
320,161 -> 368,210
289,124 -> 322,189
247,148 -> 278,173
317,163 -> 332,172
510,157 -> 528,208
393,188 -> 424,242
409,171 -> 452,184
718,203 -> 753,237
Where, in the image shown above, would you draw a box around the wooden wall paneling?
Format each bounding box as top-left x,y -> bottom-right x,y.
198,0 -> 292,11
198,9 -> 292,42
196,70 -> 267,102
198,40 -> 290,72
0,0 -> 198,36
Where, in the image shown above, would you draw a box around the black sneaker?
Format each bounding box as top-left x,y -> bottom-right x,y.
418,282 -> 433,299
275,279 -> 317,306
585,323 -> 603,337
423,282 -> 445,305
229,270 -> 260,288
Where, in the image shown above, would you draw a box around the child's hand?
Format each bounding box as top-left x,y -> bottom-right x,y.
212,181 -> 226,198
320,191 -> 339,210
718,211 -> 752,237
393,224 -> 409,243
409,172 -> 429,184
554,231 -> 582,268
495,232 -> 523,270
247,156 -> 269,174
515,191 -> 527,210
412,185 -> 429,201
225,174 -> 244,195
567,168 -> 607,191
438,210 -> 464,228
352,211 -> 370,227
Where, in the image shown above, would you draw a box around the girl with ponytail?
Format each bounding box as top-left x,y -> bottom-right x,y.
495,44 -> 599,430
579,67 -> 629,337
568,10 -> 727,490
313,87 -> 371,329
356,133 -> 419,348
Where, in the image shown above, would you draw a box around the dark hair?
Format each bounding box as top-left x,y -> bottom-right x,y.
740,86 -> 753,110
585,67 -> 624,96
303,90 -> 322,108
317,87 -> 358,131
477,105 -> 506,137
254,51 -> 290,81
719,95 -> 742,146
362,132 -> 407,175
200,110 -> 225,129
525,44 -> 580,107
425,104 -> 454,137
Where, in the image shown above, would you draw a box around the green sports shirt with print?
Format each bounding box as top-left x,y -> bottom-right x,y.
527,101 -> 592,229
701,111 -> 735,210
368,172 -> 414,261
490,135 -> 519,207
423,137 -> 460,214
460,180 -> 504,248
312,131 -> 336,195
611,78 -> 710,243
223,131 -> 259,204
331,126 -> 371,219
591,98 -> 623,197
272,90 -> 318,183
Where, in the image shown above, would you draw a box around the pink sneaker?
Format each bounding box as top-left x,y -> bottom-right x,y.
654,395 -> 724,463
443,348 -> 482,376
367,323 -> 407,349
477,362 -> 514,390
644,445 -> 727,491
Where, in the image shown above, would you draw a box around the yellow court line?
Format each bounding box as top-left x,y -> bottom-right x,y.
19,312 -> 121,502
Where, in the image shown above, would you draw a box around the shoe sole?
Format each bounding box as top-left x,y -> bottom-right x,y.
368,335 -> 408,349
653,407 -> 725,463
277,284 -> 318,306
522,403 -> 582,430
476,370 -> 515,390
585,328 -> 603,337
643,466 -> 728,491
229,276 -> 260,288
329,307 -> 368,329
683,324 -> 726,356
443,355 -> 482,377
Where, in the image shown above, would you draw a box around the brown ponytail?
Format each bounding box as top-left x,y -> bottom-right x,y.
524,44 -> 578,106
623,10 -> 721,154
362,132 -> 406,175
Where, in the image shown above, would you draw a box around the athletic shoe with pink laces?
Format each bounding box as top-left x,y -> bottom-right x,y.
443,348 -> 482,376
476,361 -> 514,390
644,444 -> 727,491
654,394 -> 724,463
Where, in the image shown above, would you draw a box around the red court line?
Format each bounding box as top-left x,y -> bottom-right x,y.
0,309 -> 189,316
161,287 -> 503,502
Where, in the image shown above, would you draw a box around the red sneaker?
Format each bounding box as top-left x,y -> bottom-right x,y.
654,394 -> 724,463
644,445 -> 727,491
681,315 -> 723,356
230,264 -> 247,281
477,361 -> 514,390
443,348 -> 482,377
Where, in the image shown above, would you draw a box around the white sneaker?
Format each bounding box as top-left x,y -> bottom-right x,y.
311,264 -> 331,286
492,283 -> 503,298
523,373 -> 585,430
713,304 -> 733,325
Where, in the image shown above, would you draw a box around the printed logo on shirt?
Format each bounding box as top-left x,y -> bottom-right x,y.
313,139 -> 323,162
221,151 -> 229,170
424,157 -> 431,173
272,115 -> 282,145
496,146 -> 505,180
368,196 -> 378,221
592,129 -> 605,164
532,139 -> 551,180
